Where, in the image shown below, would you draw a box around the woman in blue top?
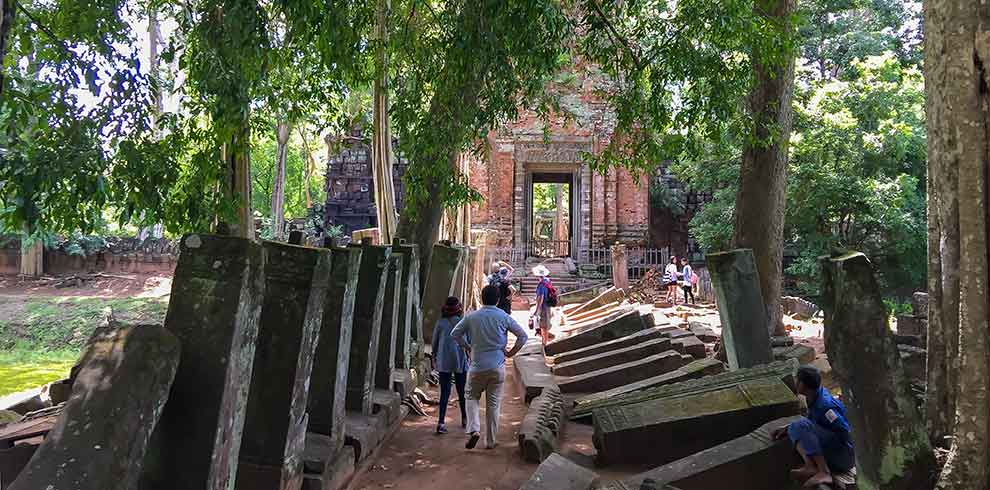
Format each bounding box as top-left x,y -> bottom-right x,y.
431,296 -> 470,434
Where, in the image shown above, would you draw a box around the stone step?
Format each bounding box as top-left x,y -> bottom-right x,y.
599,416 -> 804,490
557,350 -> 693,394
592,378 -> 800,466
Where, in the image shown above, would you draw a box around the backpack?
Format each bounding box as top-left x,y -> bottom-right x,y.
543,279 -> 558,307
690,271 -> 700,286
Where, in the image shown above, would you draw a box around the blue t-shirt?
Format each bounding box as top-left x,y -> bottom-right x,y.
431,316 -> 470,373
535,278 -> 551,310
808,386 -> 853,445
450,306 -> 528,372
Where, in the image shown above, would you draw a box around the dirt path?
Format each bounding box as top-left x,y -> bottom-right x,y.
349,357 -> 539,490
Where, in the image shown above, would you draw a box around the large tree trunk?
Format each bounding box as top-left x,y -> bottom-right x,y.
925,1 -> 990,487
820,252 -> 936,489
730,0 -> 796,338
0,0 -> 15,96
221,114 -> 255,239
271,120 -> 290,241
19,227 -> 42,277
371,0 -> 398,245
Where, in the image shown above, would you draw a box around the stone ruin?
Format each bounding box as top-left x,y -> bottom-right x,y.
514,248 -> 861,490
0,233 -> 474,490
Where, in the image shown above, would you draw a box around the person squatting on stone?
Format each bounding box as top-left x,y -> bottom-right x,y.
451,285 -> 528,450
772,364 -> 855,487
679,257 -> 695,305
431,296 -> 470,434
488,261 -> 514,315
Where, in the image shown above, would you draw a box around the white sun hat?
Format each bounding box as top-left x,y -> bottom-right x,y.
532,265 -> 550,277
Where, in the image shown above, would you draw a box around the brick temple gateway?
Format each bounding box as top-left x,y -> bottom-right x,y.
324,65 -> 652,260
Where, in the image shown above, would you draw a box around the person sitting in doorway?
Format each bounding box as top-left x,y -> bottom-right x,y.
772,365 -> 855,487
451,285 -> 528,450
679,257 -> 695,305
431,296 -> 470,434
532,265 -> 556,344
664,255 -> 680,304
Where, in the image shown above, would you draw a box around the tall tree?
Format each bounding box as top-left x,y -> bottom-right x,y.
731,0 -> 797,337
270,119 -> 290,240
391,0 -> 571,281
924,0 -> 989,487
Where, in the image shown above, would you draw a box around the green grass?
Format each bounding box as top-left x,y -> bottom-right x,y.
0,349 -> 79,397
0,296 -> 169,397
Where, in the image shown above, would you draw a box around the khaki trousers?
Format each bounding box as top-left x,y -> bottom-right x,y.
465,366 -> 505,448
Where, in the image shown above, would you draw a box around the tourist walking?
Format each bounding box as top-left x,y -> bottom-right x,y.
532,264 -> 557,344
488,261 -> 515,315
680,257 -> 695,304
451,285 -> 528,449
431,297 -> 470,434
664,255 -> 680,304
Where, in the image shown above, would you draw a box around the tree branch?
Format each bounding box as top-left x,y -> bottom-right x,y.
586,0 -> 641,69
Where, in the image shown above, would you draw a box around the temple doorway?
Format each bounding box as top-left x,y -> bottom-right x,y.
529,172 -> 573,258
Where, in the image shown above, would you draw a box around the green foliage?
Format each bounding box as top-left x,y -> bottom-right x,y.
250,131 -> 323,220
0,349 -> 78,396
391,0 -> 574,218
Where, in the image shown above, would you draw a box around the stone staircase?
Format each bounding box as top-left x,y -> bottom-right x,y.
518,259 -> 582,295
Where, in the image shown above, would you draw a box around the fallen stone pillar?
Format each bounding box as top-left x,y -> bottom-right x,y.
570,359 -> 725,420
592,378 -> 799,466
671,335 -> 706,359
514,343 -> 556,403
568,286 -> 625,317
552,327 -> 670,365
346,244 -> 391,415
138,233 -> 264,490
307,247 -> 359,454
574,359 -> 798,421
772,343 -> 815,364
557,350 -> 692,394
520,453 -> 599,490
236,242 -> 333,490
518,386 -> 566,463
420,243 -> 466,343
820,252 -> 935,488
553,337 -> 673,377
10,326 -> 180,490
705,249 -> 774,369
546,307 -> 646,356
600,416 -> 803,490
374,254 -> 403,392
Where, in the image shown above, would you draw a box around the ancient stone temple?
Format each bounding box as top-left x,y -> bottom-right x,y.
323,64 -> 673,258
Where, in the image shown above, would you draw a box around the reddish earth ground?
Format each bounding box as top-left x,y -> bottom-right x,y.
0,272 -> 173,298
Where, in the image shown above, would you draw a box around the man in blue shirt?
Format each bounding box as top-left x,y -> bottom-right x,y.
773,365 -> 855,487
451,285 -> 529,450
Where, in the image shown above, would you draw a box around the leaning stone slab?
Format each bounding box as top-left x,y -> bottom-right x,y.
600,416 -> 803,490
571,359 -> 725,420
546,307 -> 647,356
307,247 -> 360,456
558,284 -> 614,306
575,359 -> 798,420
569,286 -> 625,317
421,244 -> 466,343
236,242 -> 333,490
592,378 -> 800,466
705,249 -> 774,369
566,301 -> 624,324
519,453 -> 599,490
518,386 -> 566,463
773,343 -> 816,365
375,254 -> 403,391
390,243 -> 421,370
139,234 -> 264,490
557,350 -> 692,394
345,244 -> 391,415
515,348 -> 556,402
553,337 -> 673,377
11,326 -> 180,490
553,327 -> 671,366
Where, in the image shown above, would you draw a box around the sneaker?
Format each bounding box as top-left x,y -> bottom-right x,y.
466,431 -> 480,449
436,424 -> 447,434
